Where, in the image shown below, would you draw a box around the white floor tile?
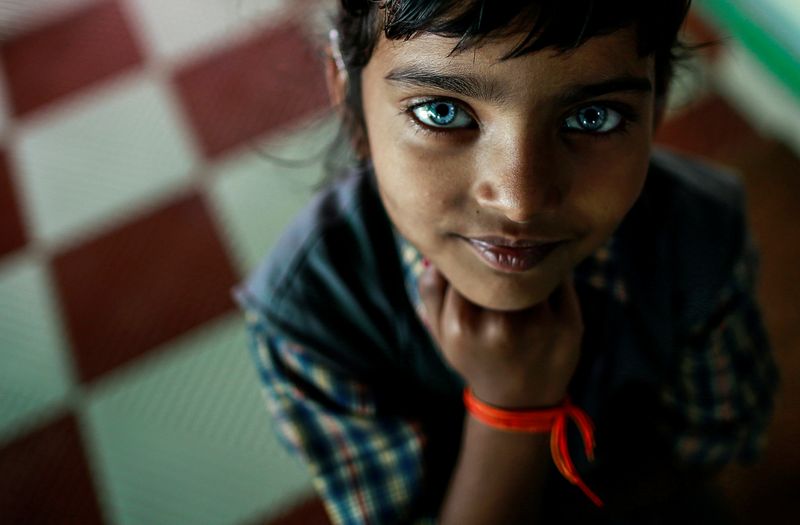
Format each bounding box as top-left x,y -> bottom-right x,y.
0,256 -> 74,445
124,0 -> 287,62
83,314 -> 311,525
15,76 -> 196,244
209,114 -> 340,274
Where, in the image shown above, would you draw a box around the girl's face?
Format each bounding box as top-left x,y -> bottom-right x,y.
360,27 -> 656,311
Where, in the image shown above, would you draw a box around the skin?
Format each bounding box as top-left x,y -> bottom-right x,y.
358,27 -> 656,408
329,24 -> 669,523
361,27 -> 656,313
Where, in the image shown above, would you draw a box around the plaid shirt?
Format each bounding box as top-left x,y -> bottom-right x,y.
237,154 -> 778,524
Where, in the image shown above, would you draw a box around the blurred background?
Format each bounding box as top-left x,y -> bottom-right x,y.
0,0 -> 797,524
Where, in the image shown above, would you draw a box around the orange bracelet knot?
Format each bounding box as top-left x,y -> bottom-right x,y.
463,388 -> 603,508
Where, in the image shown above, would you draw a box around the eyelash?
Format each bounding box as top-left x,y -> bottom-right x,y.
401,98 -> 475,137
401,98 -> 638,139
562,102 -> 638,140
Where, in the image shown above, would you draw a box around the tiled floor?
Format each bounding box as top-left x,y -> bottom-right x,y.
0,148 -> 26,255
1,1 -> 143,118
0,413 -> 106,524
0,2 -> 797,524
0,1 -> 324,523
51,191 -> 240,383
173,21 -> 328,159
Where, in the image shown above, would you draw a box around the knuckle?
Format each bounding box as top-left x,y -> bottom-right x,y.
443,315 -> 468,343
481,316 -> 507,343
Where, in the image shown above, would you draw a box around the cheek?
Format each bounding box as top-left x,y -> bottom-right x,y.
365,121 -> 468,228
373,151 -> 461,231
575,154 -> 648,229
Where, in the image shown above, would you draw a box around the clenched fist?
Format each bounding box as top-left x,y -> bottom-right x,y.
418,264 -> 584,408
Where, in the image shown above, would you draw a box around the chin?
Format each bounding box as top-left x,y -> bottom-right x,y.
439,244 -> 573,311
453,274 -> 558,312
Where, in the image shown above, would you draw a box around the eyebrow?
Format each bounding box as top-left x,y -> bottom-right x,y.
385,65 -> 652,105
385,66 -> 507,104
558,76 -> 653,106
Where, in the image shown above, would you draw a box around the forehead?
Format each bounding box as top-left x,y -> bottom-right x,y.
368,27 -> 653,92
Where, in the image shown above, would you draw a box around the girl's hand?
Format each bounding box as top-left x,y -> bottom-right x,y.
418,265 -> 583,408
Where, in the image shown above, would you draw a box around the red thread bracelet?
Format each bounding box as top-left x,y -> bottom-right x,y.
463,388 -> 604,507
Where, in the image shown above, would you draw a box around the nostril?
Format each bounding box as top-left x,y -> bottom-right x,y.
474,180 -> 497,203
474,178 -> 560,222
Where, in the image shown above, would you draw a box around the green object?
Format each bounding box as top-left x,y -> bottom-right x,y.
697,0 -> 800,101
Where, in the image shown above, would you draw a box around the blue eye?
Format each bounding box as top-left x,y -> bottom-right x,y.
563,105 -> 623,133
410,100 -> 474,129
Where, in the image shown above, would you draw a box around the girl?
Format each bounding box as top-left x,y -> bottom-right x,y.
236,1 -> 778,523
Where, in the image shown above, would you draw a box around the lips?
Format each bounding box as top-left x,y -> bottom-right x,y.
464,236 -> 565,272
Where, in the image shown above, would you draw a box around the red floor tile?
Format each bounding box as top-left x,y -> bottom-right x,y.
0,148 -> 27,259
0,412 -> 105,525
656,94 -> 765,163
173,23 -> 328,159
51,192 -> 239,383
256,496 -> 331,525
0,0 -> 144,117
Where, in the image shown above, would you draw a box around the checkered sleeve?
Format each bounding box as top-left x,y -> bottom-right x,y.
241,306 -> 436,525
661,237 -> 779,466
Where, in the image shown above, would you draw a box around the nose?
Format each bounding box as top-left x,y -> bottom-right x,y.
473,137 -> 565,223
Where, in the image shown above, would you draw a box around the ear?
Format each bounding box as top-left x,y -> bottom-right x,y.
325,49 -> 347,108
325,31 -> 347,109
325,30 -> 371,161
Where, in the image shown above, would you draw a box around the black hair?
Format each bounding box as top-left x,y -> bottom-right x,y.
333,0 -> 692,160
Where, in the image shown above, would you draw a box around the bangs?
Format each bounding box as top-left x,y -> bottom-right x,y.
350,0 -> 689,60
333,0 -> 692,166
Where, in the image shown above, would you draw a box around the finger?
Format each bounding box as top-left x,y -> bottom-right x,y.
417,263 -> 447,338
441,279 -> 481,343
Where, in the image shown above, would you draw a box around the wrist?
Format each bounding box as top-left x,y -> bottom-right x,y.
462,387 -> 604,508
468,384 -> 566,409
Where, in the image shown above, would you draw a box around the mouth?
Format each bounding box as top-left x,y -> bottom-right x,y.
462,236 -> 567,273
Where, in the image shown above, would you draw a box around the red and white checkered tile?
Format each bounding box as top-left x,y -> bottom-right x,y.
0,257 -> 73,442
125,0 -> 288,63
0,1 -> 797,524
16,76 -> 196,245
209,115 -> 339,273
1,1 -> 330,523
